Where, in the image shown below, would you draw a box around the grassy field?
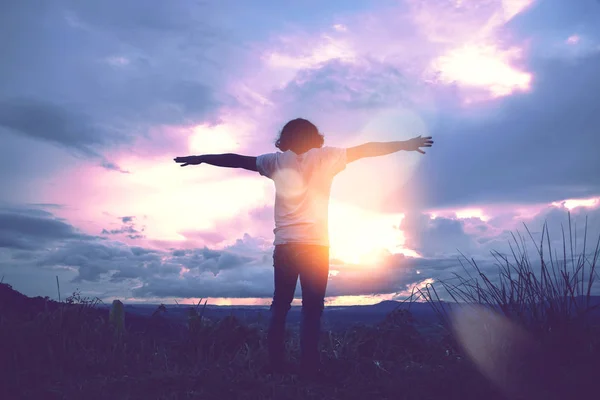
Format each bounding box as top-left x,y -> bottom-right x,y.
1,214 -> 599,400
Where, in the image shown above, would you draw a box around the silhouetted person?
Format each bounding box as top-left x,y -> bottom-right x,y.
174,118 -> 433,378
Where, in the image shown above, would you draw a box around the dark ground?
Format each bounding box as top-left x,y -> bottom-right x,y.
1,283 -> 599,400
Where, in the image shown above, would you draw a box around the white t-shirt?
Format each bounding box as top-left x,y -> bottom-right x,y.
256,146 -> 347,247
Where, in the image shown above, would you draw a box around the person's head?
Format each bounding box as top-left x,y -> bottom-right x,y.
275,118 -> 324,154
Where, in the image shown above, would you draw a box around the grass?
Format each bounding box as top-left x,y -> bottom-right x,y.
420,212 -> 600,331
1,211 -> 599,400
417,211 -> 600,398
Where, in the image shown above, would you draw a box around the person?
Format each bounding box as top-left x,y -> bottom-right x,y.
174,118 -> 433,378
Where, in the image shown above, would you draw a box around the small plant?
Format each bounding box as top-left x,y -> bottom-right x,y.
152,303 -> 167,317
187,298 -> 209,332
65,288 -> 103,309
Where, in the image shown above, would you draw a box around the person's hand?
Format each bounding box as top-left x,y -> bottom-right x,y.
174,155 -> 203,167
406,136 -> 434,154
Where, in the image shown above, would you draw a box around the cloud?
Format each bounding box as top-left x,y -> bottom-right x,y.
0,98 -> 132,173
257,0 -> 536,106
400,213 -> 480,258
0,98 -> 120,157
2,201 -> 599,302
399,201 -> 600,283
131,266 -> 275,299
101,216 -> 146,240
273,59 -> 413,112
101,160 -> 129,174
178,206 -> 276,248
0,0 -> 230,176
389,53 -> 600,211
0,205 -> 89,250
30,217 -> 269,286
236,0 -> 599,215
129,252 -> 459,300
132,235 -> 467,300
117,234 -> 275,298
38,240 -> 164,283
179,231 -> 228,247
27,203 -> 64,210
523,201 -> 600,253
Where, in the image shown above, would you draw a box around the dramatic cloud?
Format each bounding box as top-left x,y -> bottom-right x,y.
383,0 -> 600,211
391,53 -> 600,211
0,1 -> 231,174
1,201 -> 599,302
1,0 -> 599,304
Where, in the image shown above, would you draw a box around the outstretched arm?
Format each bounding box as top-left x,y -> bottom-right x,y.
174,154 -> 258,172
346,136 -> 433,163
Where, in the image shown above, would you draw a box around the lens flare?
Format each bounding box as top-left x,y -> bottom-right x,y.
450,304 -> 550,398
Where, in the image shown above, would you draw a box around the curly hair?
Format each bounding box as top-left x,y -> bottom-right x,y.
275,118 -> 324,154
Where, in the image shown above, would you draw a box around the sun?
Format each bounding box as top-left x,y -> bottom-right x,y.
328,200 -> 406,265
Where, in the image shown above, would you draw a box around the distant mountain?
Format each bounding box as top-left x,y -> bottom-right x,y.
4,283 -> 599,333
95,296 -> 600,332
93,299 -> 450,331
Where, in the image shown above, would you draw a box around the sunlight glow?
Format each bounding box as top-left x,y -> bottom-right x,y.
455,208 -> 490,221
427,207 -> 490,222
168,294 -> 411,307
179,297 -> 271,306
189,122 -> 242,154
433,44 -> 532,97
416,0 -> 534,101
552,197 -> 600,210
329,201 -> 405,265
325,293 -> 397,306
395,248 -> 422,258
124,175 -> 266,244
501,0 -> 534,22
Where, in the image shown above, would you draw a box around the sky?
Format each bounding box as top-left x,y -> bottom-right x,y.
1,0 -> 599,306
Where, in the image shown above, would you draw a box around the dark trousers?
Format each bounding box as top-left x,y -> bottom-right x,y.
267,243 -> 329,370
